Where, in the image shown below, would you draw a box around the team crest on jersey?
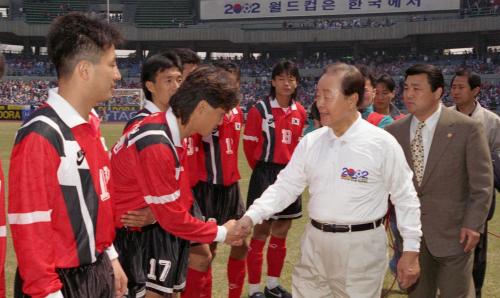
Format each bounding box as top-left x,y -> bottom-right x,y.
340,167 -> 369,183
235,122 -> 241,130
291,118 -> 300,126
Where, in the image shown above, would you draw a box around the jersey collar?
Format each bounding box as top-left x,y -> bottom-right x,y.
144,100 -> 162,113
165,108 -> 182,147
47,88 -> 88,128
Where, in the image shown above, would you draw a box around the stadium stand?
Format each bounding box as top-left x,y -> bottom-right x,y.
135,0 -> 194,28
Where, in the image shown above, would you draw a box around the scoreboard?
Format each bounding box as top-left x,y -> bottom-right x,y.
199,0 -> 461,20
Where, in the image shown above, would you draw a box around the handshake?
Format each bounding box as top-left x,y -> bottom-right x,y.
222,216 -> 254,246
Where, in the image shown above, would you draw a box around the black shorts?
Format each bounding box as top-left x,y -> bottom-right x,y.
114,228 -> 147,298
192,181 -> 245,224
15,252 -> 114,298
143,224 -> 190,296
247,162 -> 302,220
189,196 -> 214,247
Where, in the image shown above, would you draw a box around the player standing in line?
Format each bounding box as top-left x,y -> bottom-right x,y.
111,65 -> 244,298
113,51 -> 183,297
8,13 -> 128,298
123,52 -> 183,132
0,52 -> 6,298
243,60 -> 307,298
190,60 -> 248,298
169,48 -> 215,298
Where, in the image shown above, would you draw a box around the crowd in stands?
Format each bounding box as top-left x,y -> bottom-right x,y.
462,0 -> 500,14
1,51 -> 500,113
4,50 -> 500,77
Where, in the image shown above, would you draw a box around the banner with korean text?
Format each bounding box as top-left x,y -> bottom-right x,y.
200,0 -> 460,20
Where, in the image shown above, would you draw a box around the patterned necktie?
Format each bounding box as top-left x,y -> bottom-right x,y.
411,121 -> 426,186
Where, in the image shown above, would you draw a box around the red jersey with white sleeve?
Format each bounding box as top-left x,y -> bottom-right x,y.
111,109 -> 219,243
0,159 -> 6,298
243,98 -> 307,169
198,107 -> 243,186
8,90 -> 117,298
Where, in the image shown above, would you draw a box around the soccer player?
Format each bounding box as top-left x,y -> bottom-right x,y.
0,52 -> 6,298
169,48 -> 214,298
243,60 -> 307,298
123,51 -> 183,132
8,13 -> 127,298
172,48 -> 201,80
111,65 -> 243,298
190,60 -> 247,298
114,51 -> 183,297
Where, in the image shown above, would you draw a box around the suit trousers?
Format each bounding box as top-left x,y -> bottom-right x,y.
409,238 -> 475,298
473,223 -> 488,298
292,223 -> 388,298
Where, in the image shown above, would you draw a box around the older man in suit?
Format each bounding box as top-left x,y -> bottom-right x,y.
450,69 -> 500,298
385,64 -> 493,298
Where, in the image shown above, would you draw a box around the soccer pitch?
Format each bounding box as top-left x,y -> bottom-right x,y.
1,122 -> 499,297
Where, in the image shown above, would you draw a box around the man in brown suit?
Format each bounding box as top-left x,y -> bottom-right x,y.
385,64 -> 493,298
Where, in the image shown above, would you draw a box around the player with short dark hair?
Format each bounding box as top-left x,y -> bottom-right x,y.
8,12 -> 127,298
111,65 -> 243,298
172,48 -> 201,80
167,48 -> 216,298
243,60 -> 307,298
124,51 -> 183,132
189,60 -> 248,298
114,50 -> 184,298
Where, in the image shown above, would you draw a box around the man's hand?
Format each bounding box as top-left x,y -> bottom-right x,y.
396,251 -> 420,289
237,216 -> 254,237
120,207 -> 155,228
224,220 -> 243,246
111,258 -> 128,298
460,227 -> 480,253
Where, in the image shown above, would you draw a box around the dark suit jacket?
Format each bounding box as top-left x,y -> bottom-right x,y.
386,107 -> 493,257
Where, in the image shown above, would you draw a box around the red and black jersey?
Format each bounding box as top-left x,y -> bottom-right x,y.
0,159 -> 6,298
8,94 -> 116,298
123,101 -> 162,133
243,98 -> 307,169
123,108 -> 152,133
111,109 -> 218,243
183,133 -> 203,188
198,107 -> 243,186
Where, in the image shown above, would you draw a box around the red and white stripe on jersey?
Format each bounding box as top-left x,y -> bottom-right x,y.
111,109 -> 218,243
243,98 -> 307,169
8,97 -> 116,298
199,107 -> 243,186
0,159 -> 6,298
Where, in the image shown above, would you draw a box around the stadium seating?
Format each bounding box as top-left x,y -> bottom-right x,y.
135,0 -> 194,28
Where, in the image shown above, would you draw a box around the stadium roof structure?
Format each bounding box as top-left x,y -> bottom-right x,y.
1,0 -> 500,56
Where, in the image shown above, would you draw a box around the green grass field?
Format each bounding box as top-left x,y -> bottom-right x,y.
1,121 -> 499,297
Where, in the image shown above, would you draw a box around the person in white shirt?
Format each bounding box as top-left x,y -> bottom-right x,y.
238,63 -> 422,298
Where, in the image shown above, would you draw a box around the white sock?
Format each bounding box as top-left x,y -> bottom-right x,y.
267,276 -> 280,290
248,284 -> 261,296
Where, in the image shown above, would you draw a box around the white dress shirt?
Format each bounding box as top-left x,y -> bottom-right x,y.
410,104 -> 442,170
245,114 -> 422,251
